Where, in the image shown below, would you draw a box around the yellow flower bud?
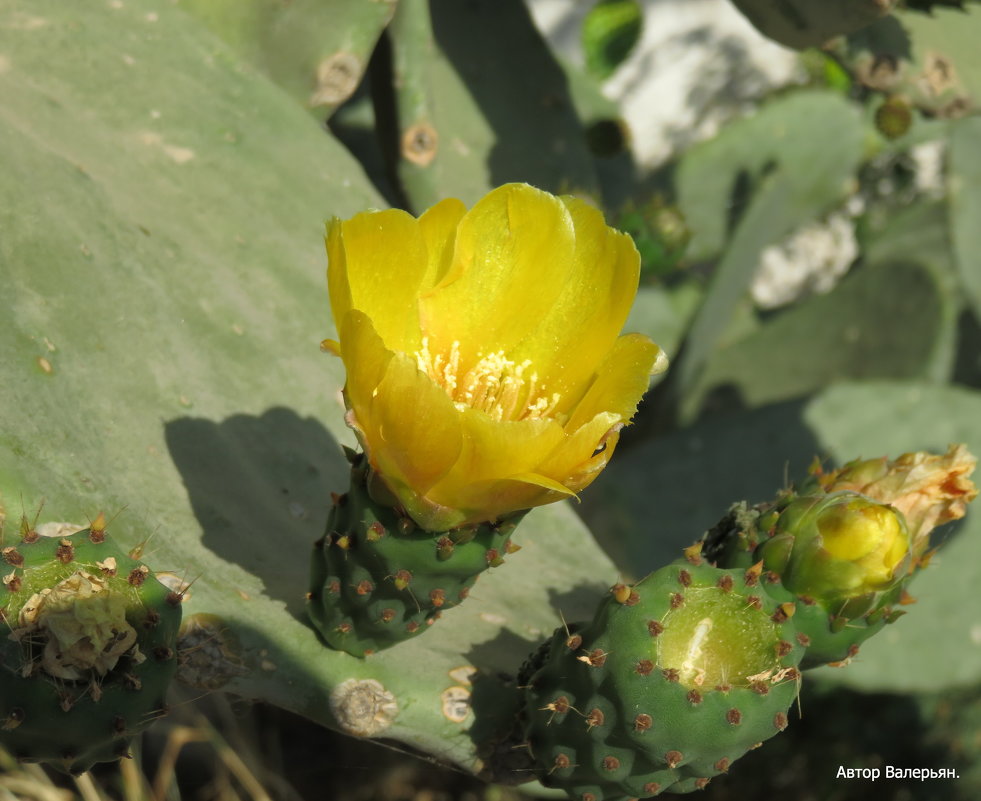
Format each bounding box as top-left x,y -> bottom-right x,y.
759,492 -> 911,606
815,497 -> 908,592
325,183 -> 666,531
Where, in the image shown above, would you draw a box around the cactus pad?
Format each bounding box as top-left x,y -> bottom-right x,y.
0,518 -> 182,773
521,560 -> 804,799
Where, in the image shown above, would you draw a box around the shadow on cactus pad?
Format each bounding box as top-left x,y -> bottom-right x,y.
165,407 -> 346,616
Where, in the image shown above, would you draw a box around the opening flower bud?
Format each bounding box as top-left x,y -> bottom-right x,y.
760,492 -> 911,605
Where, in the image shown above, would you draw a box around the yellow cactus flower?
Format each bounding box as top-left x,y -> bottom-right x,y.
323,183 -> 666,531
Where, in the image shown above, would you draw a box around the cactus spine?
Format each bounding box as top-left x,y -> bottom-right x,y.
307,452 -> 525,657
0,515 -> 182,773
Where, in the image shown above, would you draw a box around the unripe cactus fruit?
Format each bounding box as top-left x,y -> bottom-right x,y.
0,516 -> 182,774
308,453 -> 525,657
521,560 -> 804,799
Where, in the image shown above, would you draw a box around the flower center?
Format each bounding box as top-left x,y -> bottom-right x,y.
416,337 -> 561,422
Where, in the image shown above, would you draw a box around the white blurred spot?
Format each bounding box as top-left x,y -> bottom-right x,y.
752,214 -> 858,310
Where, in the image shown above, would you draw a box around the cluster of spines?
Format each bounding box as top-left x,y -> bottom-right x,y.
307,456 -> 523,656
0,514 -> 182,774
521,554 -> 805,800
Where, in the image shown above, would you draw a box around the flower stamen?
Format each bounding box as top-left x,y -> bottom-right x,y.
416,337 -> 560,422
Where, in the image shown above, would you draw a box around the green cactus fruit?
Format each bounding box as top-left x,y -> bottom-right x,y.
521,559 -> 804,799
307,452 -> 526,657
705,491 -> 912,668
0,515 -> 182,774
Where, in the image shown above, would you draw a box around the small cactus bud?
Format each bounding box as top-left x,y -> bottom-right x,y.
757,492 -> 910,607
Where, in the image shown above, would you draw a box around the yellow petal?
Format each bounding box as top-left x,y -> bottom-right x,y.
418,183 -> 576,369
538,412 -> 623,494
325,218 -> 351,337
330,209 -> 428,351
340,311 -> 463,497
567,333 -> 663,432
514,196 -> 641,409
338,310 -> 394,439
418,197 -> 468,293
370,352 -> 464,497
441,474 -> 574,526
426,407 -> 565,512
507,471 -> 576,496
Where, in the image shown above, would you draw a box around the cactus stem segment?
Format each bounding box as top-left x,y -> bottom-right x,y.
307,454 -> 528,655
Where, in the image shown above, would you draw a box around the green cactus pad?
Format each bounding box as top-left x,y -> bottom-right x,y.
0,521 -> 182,774
307,454 -> 525,657
521,560 -> 804,799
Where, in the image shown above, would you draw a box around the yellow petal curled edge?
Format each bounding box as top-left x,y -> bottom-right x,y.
567,333 -> 665,432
